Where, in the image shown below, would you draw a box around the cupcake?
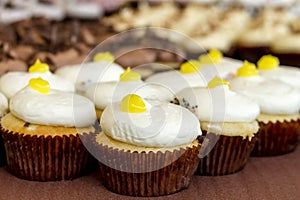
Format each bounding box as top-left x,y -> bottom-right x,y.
0,92 -> 8,167
95,94 -> 202,196
0,59 -> 75,99
176,76 -> 260,175
257,54 -> 300,88
55,52 -> 124,93
145,60 -> 207,94
230,61 -> 300,156
198,49 -> 243,80
0,78 -> 97,181
84,67 -> 173,118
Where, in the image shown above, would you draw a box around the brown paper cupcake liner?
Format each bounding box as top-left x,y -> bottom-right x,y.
96,142 -> 201,197
1,129 -> 96,181
196,132 -> 257,176
0,132 -> 6,167
251,119 -> 300,157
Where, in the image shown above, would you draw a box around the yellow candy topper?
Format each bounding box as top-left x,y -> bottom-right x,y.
93,52 -> 115,62
121,94 -> 146,113
29,77 -> 50,94
180,60 -> 201,74
207,76 -> 230,89
119,67 -> 141,82
257,55 -> 279,71
237,61 -> 259,77
199,49 -> 223,64
29,59 -> 49,73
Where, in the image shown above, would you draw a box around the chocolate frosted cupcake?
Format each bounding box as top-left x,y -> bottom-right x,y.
0,78 -> 97,181
230,61 -> 300,156
95,94 -> 202,196
0,92 -> 8,167
177,76 -> 260,175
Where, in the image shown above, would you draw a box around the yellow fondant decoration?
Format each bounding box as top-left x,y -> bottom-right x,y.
29,77 -> 50,94
237,61 -> 259,77
257,55 -> 279,71
199,49 -> 223,64
207,76 -> 230,89
121,94 -> 146,113
180,60 -> 201,74
119,67 -> 141,82
29,59 -> 49,73
93,52 -> 114,62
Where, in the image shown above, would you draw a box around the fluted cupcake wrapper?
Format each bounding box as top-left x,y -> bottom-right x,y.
196,132 -> 256,176
251,119 -> 300,157
1,129 -> 95,181
0,132 -> 6,167
96,142 -> 201,197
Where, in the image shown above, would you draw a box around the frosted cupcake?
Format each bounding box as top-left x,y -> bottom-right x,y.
84,68 -> 173,118
0,78 -> 97,181
55,52 -> 124,93
145,60 -> 207,94
230,61 -> 300,156
95,94 -> 202,196
0,92 -> 8,167
0,59 -> 75,99
198,49 -> 243,80
257,55 -> 300,89
177,76 -> 260,175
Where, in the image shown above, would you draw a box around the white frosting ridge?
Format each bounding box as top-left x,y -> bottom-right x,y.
176,86 -> 260,122
0,72 -> 75,99
259,66 -> 300,89
100,101 -> 201,147
230,76 -> 300,114
10,87 -> 96,127
55,61 -> 124,92
0,92 -> 8,117
145,70 -> 207,94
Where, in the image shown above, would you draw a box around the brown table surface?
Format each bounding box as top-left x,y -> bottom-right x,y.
0,147 -> 299,200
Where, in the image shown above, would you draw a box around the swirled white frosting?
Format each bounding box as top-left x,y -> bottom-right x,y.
229,76 -> 300,114
10,87 -> 96,127
201,57 -> 244,80
259,66 -> 300,89
55,61 -> 124,92
0,92 -> 8,117
0,71 -> 75,99
145,70 -> 207,94
176,85 -> 260,122
100,100 -> 201,147
84,81 -> 174,110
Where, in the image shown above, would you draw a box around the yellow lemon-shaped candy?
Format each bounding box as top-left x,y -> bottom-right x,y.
120,67 -> 141,82
207,76 -> 230,89
237,61 -> 259,77
29,59 -> 49,73
180,60 -> 201,74
121,94 -> 146,113
93,52 -> 114,62
29,77 -> 50,94
257,55 -> 279,70
199,49 -> 223,64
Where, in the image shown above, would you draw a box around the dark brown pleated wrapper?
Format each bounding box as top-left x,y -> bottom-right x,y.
1,129 -> 95,181
196,132 -> 257,176
0,132 -> 6,167
251,119 -> 300,157
96,142 -> 201,197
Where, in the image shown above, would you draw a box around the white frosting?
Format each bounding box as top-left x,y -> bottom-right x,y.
84,81 -> 174,110
0,92 -> 8,117
271,34 -> 300,53
66,2 -> 103,19
55,61 -> 124,92
176,86 -> 260,122
0,8 -> 32,24
259,66 -> 300,89
100,100 -> 201,147
200,57 -> 244,80
0,72 -> 75,99
10,87 -> 96,127
32,4 -> 65,21
145,70 -> 207,94
230,76 -> 300,114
